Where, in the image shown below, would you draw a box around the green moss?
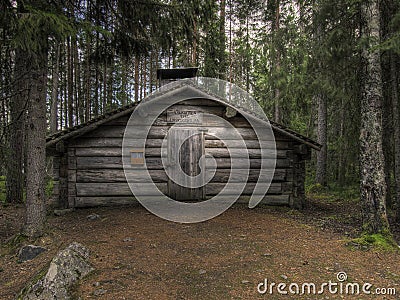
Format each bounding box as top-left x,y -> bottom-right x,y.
305,183 -> 359,203
45,178 -> 54,198
349,233 -> 399,252
306,183 -> 327,194
16,266 -> 48,300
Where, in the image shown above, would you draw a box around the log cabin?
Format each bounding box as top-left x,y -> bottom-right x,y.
46,68 -> 321,210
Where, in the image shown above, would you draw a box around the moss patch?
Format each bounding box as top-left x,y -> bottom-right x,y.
348,233 -> 399,252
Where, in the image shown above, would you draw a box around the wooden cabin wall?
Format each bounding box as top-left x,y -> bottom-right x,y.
58,99 -> 309,208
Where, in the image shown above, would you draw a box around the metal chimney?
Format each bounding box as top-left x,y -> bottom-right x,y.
157,67 -> 199,87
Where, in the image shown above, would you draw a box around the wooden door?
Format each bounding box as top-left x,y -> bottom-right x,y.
167,128 -> 205,201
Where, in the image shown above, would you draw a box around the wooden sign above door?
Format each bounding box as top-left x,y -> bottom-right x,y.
166,108 -> 202,124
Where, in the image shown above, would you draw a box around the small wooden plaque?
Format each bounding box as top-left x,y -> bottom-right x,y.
130,149 -> 145,165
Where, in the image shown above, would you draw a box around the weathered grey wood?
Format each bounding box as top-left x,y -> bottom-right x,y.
46,105 -> 137,148
205,148 -> 288,159
74,146 -> 287,159
82,125 -> 287,142
207,169 -> 287,182
69,133 -> 291,149
167,128 -> 205,200
235,194 -> 290,205
75,147 -> 121,156
205,182 -> 291,196
205,157 -> 291,169
76,182 -> 168,196
75,196 -> 139,207
75,168 -> 288,183
58,154 -> 68,208
85,126 -> 167,139
74,194 -> 290,207
77,169 -> 168,183
68,170 -> 77,182
291,159 -> 306,208
75,181 -> 289,197
206,139 -> 291,149
75,156 -> 291,170
69,137 -> 123,148
147,139 -> 289,149
75,147 -> 163,157
52,181 -> 59,197
52,156 -> 60,180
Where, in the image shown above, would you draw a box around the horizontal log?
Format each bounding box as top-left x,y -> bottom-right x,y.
205,148 -> 289,159
75,147 -> 163,157
69,137 -> 123,148
75,181 -> 290,197
77,169 -> 168,183
74,147 -> 287,159
75,168 -> 288,183
74,194 -> 290,208
208,169 -> 287,182
75,156 -> 292,170
146,139 -> 289,149
69,133 -> 292,149
75,196 -> 139,207
205,157 -> 291,169
205,182 -> 291,196
235,194 -> 290,205
76,182 -> 168,196
82,125 -> 282,141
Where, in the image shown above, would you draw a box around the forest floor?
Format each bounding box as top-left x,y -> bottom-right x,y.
1,191 -> 400,300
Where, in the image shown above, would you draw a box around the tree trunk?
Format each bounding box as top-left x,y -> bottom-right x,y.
314,2 -> 327,186
73,37 -> 83,124
121,57 -> 128,106
134,56 -> 139,102
67,37 -> 74,127
24,43 -> 48,238
85,34 -> 91,122
50,44 -> 60,134
273,0 -> 281,123
316,93 -> 327,186
360,0 -> 390,234
391,52 -> 400,222
219,0 -> 226,79
6,47 -> 26,204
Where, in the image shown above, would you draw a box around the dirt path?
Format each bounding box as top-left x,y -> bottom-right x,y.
1,204 -> 400,299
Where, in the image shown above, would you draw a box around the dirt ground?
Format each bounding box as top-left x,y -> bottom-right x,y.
1,198 -> 400,300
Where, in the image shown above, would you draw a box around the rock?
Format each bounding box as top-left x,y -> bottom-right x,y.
21,242 -> 94,300
93,288 -> 107,296
18,245 -> 47,262
54,208 -> 74,216
199,269 -> 206,275
93,281 -> 100,287
87,213 -> 101,220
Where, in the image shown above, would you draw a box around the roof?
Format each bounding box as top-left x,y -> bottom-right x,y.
46,80 -> 321,150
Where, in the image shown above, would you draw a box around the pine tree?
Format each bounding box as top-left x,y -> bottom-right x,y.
359,0 -> 390,234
